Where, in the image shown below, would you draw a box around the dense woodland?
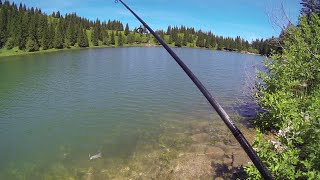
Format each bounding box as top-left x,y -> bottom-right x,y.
0,0 -> 276,55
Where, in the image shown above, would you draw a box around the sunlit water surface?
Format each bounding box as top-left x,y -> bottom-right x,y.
0,47 -> 264,179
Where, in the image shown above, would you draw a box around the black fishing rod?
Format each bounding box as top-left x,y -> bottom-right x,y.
115,0 -> 273,179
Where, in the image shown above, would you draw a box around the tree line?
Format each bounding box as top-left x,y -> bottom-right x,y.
0,0 -> 277,55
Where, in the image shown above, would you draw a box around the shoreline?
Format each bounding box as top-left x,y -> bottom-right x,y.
0,43 -> 260,58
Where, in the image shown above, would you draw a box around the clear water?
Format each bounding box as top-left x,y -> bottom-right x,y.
0,47 -> 263,179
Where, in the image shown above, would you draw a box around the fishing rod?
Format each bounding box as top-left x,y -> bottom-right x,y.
115,0 -> 273,179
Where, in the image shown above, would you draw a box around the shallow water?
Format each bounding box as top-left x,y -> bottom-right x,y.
0,47 -> 263,179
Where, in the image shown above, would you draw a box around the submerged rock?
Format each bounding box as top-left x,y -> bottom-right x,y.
205,146 -> 225,159
232,150 -> 249,167
191,133 -> 210,143
188,144 -> 207,153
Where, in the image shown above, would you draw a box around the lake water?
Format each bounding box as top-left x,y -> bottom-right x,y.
0,47 -> 264,179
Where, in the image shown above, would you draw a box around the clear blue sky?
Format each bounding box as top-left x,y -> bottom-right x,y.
14,0 -> 301,41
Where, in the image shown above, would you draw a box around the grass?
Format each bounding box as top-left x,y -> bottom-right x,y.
0,43 -> 159,58
0,46 -> 85,58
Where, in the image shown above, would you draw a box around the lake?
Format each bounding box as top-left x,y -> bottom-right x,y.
0,47 -> 264,179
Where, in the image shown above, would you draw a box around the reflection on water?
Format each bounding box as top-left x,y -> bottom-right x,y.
0,47 -> 263,179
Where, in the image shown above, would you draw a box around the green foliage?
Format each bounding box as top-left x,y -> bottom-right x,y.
126,33 -> 133,44
26,37 -> 39,52
0,7 -> 7,48
300,0 -> 320,19
53,21 -> 64,49
175,35 -> 182,47
110,31 -> 115,45
77,27 -> 88,47
0,0 -> 274,54
118,32 -> 123,46
245,13 -> 320,179
5,37 -> 14,49
124,23 -> 129,36
102,30 -> 109,45
91,26 -> 99,46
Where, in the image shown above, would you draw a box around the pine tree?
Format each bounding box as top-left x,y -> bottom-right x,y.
83,29 -> 89,47
17,12 -> 26,49
54,21 -> 64,49
0,3 -> 7,48
26,37 -> 39,52
182,33 -> 187,46
127,33 -> 132,44
56,11 -> 60,18
28,15 -> 39,51
77,25 -> 88,47
48,22 -> 55,48
175,35 -> 182,47
166,26 -> 171,35
91,26 -> 99,46
65,24 -> 72,47
124,23 -> 129,36
102,30 -> 109,45
118,32 -> 123,46
42,24 -> 50,50
110,31 -> 115,45
205,38 -> 210,48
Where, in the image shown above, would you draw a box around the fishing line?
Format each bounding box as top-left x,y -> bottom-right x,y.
115,0 -> 273,179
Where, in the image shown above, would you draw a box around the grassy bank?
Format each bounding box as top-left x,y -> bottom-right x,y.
0,44 -> 157,58
0,44 -> 258,58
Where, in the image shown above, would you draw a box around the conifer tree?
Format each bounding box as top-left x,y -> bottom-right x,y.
56,11 -> 60,18
0,4 -> 7,48
42,25 -> 50,50
26,37 -> 39,52
175,35 -> 182,47
124,23 -> 129,36
48,22 -> 55,48
118,32 -> 123,46
102,30 -> 109,45
77,25 -> 88,47
17,11 -> 28,49
91,26 -> 99,46
127,33 -> 132,44
54,21 -> 64,49
65,23 -> 76,47
83,29 -> 89,47
28,15 -> 39,50
182,33 -> 187,46
110,31 -> 115,45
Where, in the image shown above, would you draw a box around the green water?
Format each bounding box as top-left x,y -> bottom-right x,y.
0,47 -> 263,179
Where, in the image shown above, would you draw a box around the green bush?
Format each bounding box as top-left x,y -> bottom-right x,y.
245,13 -> 320,179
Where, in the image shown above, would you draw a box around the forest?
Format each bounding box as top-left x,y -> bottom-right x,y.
0,0 -> 274,56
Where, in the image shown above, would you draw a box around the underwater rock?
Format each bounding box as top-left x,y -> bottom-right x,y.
191,122 -> 211,133
232,150 -> 249,167
223,157 -> 233,166
205,146 -> 225,159
169,154 -> 213,179
188,144 -> 207,153
191,133 -> 210,143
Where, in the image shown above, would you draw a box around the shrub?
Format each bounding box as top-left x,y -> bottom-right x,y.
245,13 -> 320,179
